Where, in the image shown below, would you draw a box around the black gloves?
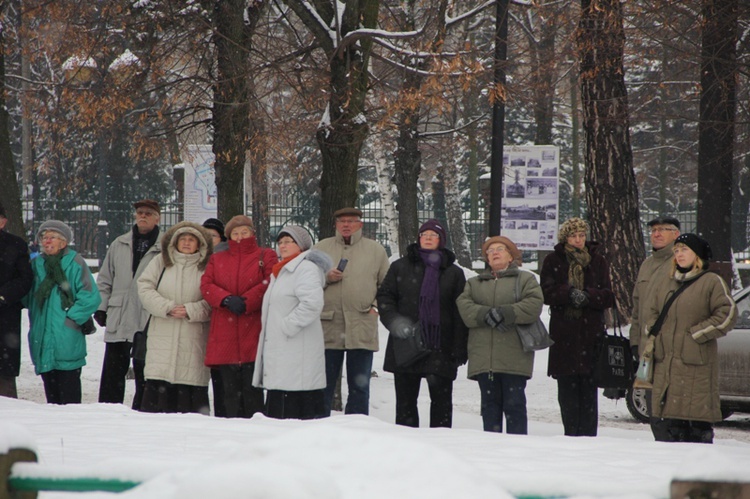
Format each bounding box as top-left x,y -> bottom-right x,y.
94,310 -> 107,328
222,295 -> 246,315
81,317 -> 97,335
484,308 -> 504,329
568,288 -> 590,308
391,321 -> 415,339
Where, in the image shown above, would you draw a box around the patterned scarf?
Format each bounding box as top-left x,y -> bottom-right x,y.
35,251 -> 74,309
418,248 -> 443,350
564,243 -> 591,320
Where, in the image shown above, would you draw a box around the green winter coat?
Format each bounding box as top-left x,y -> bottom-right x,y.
457,266 -> 544,379
644,267 -> 736,422
24,248 -> 101,375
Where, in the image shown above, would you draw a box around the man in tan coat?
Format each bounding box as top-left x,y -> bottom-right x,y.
314,207 -> 390,416
631,217 -> 681,356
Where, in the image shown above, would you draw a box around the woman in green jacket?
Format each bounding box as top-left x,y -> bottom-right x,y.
457,236 -> 543,434
24,220 -> 101,404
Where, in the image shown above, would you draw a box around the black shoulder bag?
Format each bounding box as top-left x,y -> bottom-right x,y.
132,267 -> 166,361
595,306 -> 633,390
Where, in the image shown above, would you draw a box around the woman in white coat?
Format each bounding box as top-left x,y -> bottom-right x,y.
137,222 -> 213,414
253,225 -> 332,419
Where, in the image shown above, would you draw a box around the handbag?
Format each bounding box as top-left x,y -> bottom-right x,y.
633,273 -> 705,389
514,275 -> 553,353
392,320 -> 431,368
594,311 -> 633,389
132,268 -> 165,362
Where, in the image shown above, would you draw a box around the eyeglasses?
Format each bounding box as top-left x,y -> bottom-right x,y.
650,228 -> 677,234
486,247 -> 508,254
336,218 -> 360,225
41,235 -> 62,243
419,233 -> 439,239
277,239 -> 298,246
136,210 -> 157,217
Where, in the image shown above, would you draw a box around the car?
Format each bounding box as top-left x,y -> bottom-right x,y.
626,284 -> 750,422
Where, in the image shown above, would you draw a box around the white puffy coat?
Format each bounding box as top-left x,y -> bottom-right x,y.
253,249 -> 332,391
137,223 -> 213,387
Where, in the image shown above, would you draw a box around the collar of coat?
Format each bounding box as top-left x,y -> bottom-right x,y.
405,243 -> 455,268
335,228 -> 363,245
477,264 -> 520,281
276,248 -> 333,275
160,221 -> 213,270
651,241 -> 675,260
672,266 -> 706,283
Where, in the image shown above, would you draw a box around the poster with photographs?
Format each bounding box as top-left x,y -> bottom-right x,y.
501,145 -> 559,250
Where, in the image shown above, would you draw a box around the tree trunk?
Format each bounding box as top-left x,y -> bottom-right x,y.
529,1 -> 557,146
373,136 -> 400,256
212,0 -> 254,221
394,82 -> 422,256
440,155 -> 472,267
577,0 -> 645,321
697,0 -> 737,263
0,19 -> 24,238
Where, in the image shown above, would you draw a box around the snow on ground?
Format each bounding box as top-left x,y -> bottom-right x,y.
3,270 -> 750,498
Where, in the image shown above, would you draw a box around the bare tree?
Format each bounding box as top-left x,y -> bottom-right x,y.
577,0 -> 645,319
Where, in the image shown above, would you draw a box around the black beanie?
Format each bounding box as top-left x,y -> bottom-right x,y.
202,218 -> 227,242
674,233 -> 712,262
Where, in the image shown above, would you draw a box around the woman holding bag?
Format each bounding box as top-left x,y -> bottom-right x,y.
376,219 -> 468,428
457,236 -> 543,434
643,233 -> 736,443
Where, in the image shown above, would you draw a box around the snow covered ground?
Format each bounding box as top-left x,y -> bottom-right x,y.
3,269 -> 750,498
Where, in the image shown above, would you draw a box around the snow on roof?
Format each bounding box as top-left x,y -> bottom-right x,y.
109,49 -> 141,72
62,55 -> 97,72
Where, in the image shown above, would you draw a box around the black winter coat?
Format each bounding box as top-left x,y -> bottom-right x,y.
0,229 -> 33,377
377,244 -> 468,379
540,241 -> 613,377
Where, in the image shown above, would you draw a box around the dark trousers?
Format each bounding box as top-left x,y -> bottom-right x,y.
556,373 -> 598,436
265,389 -> 325,420
476,372 -> 528,434
211,368 -> 226,417
132,358 -> 146,411
393,372 -> 453,428
99,341 -> 145,409
0,375 -> 17,398
140,380 -> 210,415
650,418 -> 714,444
323,349 -> 373,416
41,368 -> 81,404
218,363 -> 264,418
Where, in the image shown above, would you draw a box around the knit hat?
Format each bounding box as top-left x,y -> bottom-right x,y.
37,220 -> 74,244
482,236 -> 522,266
647,216 -> 680,230
133,199 -> 160,214
558,217 -> 589,243
418,219 -> 447,249
224,215 -> 254,239
674,233 -> 712,262
202,218 -> 227,242
277,225 -> 313,251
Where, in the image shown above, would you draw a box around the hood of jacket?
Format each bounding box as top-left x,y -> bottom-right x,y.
284,248 -> 333,275
160,221 -> 213,270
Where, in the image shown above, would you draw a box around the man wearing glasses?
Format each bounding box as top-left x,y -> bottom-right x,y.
630,216 -> 681,391
314,207 -> 390,416
96,199 -> 162,409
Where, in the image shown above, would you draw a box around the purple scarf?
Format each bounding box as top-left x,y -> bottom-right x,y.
418,248 -> 443,350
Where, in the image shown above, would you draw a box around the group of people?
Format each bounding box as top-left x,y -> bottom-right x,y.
0,199 -> 737,443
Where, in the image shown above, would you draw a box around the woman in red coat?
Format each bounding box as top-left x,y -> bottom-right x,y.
540,217 -> 614,436
200,215 -> 278,418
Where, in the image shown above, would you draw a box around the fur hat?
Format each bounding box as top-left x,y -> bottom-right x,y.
224,215 -> 254,239
558,217 -> 589,243
133,199 -> 160,214
277,225 -> 313,251
482,236 -> 522,266
418,219 -> 447,249
37,220 -> 74,244
675,233 -> 712,262
334,207 -> 363,219
647,216 -> 680,230
202,218 -> 227,242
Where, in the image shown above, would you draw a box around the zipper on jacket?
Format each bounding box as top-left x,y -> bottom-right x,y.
488,275 -> 499,382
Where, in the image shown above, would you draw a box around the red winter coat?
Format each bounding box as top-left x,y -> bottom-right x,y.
201,236 -> 278,366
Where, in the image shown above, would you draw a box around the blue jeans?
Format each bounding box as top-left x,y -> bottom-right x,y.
476,372 -> 528,434
323,349 -> 373,416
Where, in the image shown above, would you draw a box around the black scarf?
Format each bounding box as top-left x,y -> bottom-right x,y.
35,250 -> 74,309
132,225 -> 159,275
